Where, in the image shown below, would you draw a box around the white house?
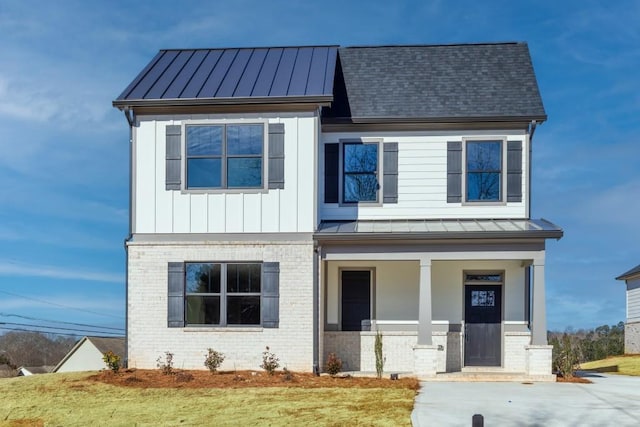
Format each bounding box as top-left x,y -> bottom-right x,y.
53,336 -> 125,373
616,264 -> 640,354
113,43 -> 562,379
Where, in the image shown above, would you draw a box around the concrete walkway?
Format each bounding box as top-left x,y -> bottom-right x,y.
412,372 -> 640,426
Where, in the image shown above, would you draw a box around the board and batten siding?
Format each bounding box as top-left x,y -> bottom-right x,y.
319,131 -> 529,220
134,112 -> 317,234
627,278 -> 640,321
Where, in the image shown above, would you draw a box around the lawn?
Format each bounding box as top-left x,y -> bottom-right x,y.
580,354 -> 640,376
0,370 -> 418,426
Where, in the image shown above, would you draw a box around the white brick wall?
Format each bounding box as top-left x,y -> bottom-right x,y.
127,239 -> 314,371
504,332 -> 530,372
525,345 -> 553,376
625,321 -> 640,354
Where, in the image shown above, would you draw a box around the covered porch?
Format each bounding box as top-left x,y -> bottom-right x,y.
315,219 -> 563,380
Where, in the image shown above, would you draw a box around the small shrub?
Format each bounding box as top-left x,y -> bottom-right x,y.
282,367 -> 294,382
204,348 -> 225,373
325,352 -> 343,376
175,372 -> 194,383
551,333 -> 580,378
260,346 -> 280,375
156,351 -> 175,375
375,330 -> 385,379
102,351 -> 121,373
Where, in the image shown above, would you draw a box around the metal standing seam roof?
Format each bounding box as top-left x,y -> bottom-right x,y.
315,218 -> 563,240
324,42 -> 547,123
114,46 -> 338,108
616,264 -> 640,281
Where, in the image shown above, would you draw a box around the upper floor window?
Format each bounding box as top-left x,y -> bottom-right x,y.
466,140 -> 502,202
343,142 -> 379,203
186,124 -> 264,189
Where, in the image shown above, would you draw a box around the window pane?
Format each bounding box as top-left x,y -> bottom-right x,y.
186,296 -> 220,324
467,172 -> 500,201
227,264 -> 261,293
467,141 -> 501,171
227,158 -> 262,188
227,125 -> 263,155
187,126 -> 223,156
344,173 -> 378,202
344,144 -> 378,173
186,263 -> 221,293
466,274 -> 502,282
227,296 -> 260,325
187,158 -> 221,188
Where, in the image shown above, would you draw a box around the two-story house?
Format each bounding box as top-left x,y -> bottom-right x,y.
113,42 -> 562,379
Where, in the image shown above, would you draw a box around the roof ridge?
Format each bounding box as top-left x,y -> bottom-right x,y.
341,42 -> 525,49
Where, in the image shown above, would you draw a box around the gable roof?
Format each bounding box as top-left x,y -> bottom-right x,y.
616,264 -> 640,281
53,336 -> 125,373
324,42 -> 546,123
114,46 -> 338,108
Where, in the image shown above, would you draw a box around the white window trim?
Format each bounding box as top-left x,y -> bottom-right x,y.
461,137 -> 508,205
180,119 -> 269,194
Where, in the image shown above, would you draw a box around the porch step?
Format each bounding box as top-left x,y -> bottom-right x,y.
422,372 -> 556,382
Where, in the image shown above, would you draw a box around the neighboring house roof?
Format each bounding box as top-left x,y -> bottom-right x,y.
315,218 -> 563,241
53,336 -> 125,373
616,264 -> 640,281
18,366 -> 54,376
114,46 -> 338,108
324,43 -> 546,123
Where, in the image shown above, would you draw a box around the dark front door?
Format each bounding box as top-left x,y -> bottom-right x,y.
464,285 -> 502,366
341,270 -> 371,331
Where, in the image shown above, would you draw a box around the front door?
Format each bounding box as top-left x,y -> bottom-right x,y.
341,270 -> 371,331
464,285 -> 502,366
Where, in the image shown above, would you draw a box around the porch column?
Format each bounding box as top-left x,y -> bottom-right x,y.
417,258 -> 433,345
531,258 -> 547,345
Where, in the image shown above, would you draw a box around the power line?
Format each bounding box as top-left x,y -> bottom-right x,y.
0,322 -> 124,336
0,290 -> 124,320
0,313 -> 124,332
0,326 -> 123,338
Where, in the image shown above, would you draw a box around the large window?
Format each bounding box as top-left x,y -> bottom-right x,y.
186,124 -> 264,189
343,142 -> 379,203
185,262 -> 261,326
466,140 -> 502,202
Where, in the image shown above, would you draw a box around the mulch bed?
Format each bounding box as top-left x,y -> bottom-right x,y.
89,369 -> 420,390
556,375 -> 592,384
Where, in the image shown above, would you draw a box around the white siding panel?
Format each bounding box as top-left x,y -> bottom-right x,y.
320,130 -> 528,221
297,116 -> 316,232
261,191 -> 280,232
279,118 -> 298,232
155,121 -> 174,233
243,194 -> 262,232
628,280 -> 640,320
190,194 -> 208,233
135,121 -> 156,233
172,192 -> 190,233
207,194 -> 226,233
225,193 -> 244,232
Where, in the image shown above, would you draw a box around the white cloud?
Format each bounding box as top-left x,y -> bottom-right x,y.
0,261 -> 123,284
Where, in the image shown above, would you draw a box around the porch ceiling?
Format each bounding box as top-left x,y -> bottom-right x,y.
315,219 -> 563,241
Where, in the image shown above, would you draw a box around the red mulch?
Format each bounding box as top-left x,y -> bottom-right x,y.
89,369 -> 420,390
556,375 -> 592,384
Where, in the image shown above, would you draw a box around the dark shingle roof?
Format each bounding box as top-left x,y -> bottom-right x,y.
616,264 -> 640,281
89,337 -> 125,359
324,42 -> 546,122
114,46 -> 338,108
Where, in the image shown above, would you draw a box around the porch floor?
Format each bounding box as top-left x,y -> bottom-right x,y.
340,371 -> 556,382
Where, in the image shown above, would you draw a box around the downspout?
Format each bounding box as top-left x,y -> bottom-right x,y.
122,107 -> 135,368
312,243 -> 321,375
527,120 -> 537,219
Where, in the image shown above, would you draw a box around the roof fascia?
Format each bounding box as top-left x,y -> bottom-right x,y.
122,102 -> 324,116
314,230 -> 563,242
321,119 -> 543,133
52,336 -> 88,372
113,95 -> 332,110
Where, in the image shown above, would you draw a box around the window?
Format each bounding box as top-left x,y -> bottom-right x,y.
465,140 -> 502,202
343,142 -> 379,203
186,124 -> 264,189
185,263 -> 261,326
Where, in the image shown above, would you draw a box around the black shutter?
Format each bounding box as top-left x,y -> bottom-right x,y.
507,141 -> 523,202
167,262 -> 185,327
166,125 -> 182,190
268,123 -> 285,189
447,141 -> 462,203
262,262 -> 280,328
383,142 -> 398,203
324,143 -> 339,203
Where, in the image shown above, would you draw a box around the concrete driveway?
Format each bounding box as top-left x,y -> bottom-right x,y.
412,373 -> 640,426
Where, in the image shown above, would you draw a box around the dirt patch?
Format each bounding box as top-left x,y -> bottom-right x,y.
556,376 -> 592,384
90,369 -> 420,390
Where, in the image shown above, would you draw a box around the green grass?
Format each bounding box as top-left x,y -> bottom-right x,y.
580,355 -> 640,376
0,373 -> 415,426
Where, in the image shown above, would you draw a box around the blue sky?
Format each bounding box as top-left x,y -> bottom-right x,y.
0,0 -> 638,335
